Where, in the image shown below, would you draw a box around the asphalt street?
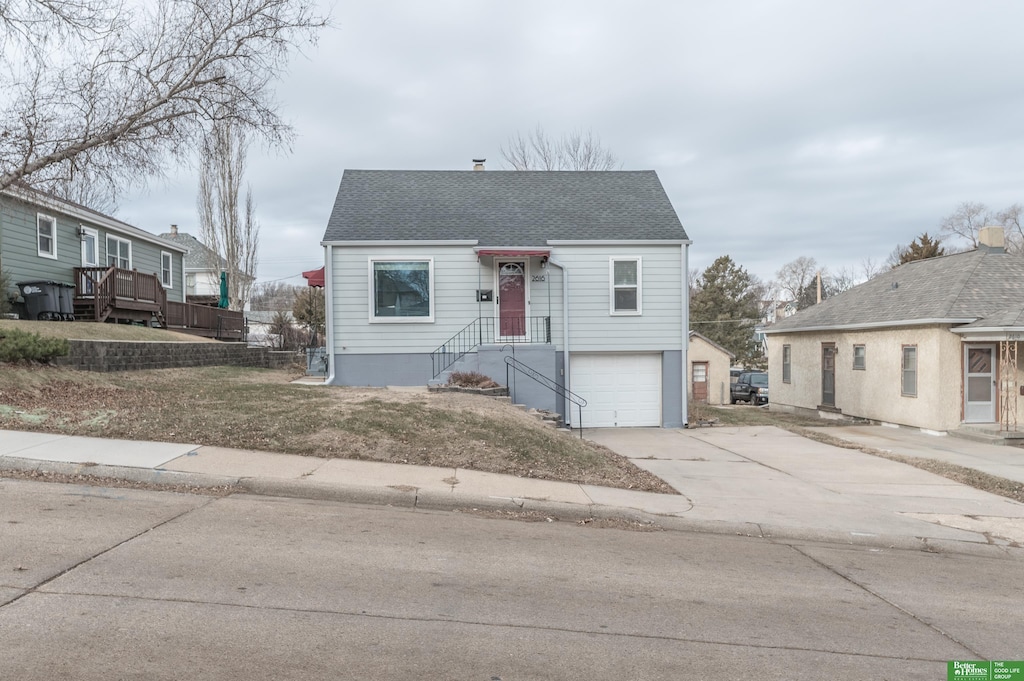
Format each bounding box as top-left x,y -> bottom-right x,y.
2,478 -> 1021,680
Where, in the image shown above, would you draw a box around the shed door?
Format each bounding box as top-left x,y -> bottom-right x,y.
692,362 -> 709,402
571,353 -> 662,427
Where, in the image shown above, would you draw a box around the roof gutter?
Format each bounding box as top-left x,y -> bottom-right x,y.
681,242 -> 689,428
545,256 -> 571,424
762,318 -> 976,334
324,243 -> 336,386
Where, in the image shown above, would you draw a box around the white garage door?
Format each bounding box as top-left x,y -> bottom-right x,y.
570,353 -> 662,427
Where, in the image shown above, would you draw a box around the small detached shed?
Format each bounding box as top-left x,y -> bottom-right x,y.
688,331 -> 735,406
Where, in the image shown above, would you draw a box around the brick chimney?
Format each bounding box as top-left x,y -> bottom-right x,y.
170,224 -> 178,236
978,225 -> 1005,252
472,158 -> 486,171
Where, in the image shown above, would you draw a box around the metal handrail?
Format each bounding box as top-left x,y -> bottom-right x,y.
430,316 -> 551,378
504,355 -> 587,438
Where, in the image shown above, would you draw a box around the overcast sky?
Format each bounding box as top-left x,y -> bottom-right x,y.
118,0 -> 1024,288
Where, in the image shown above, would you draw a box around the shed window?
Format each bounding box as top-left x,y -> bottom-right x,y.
782,344 -> 791,383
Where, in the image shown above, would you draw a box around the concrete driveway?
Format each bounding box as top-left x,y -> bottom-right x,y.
585,425 -> 1024,550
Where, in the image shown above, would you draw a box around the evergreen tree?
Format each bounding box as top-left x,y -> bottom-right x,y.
897,232 -> 945,265
690,256 -> 761,365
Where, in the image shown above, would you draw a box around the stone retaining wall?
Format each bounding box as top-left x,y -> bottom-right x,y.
55,340 -> 302,372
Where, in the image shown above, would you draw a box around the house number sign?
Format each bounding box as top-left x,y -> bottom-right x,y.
531,275 -> 546,282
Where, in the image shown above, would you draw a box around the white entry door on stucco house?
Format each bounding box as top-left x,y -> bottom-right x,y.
964,344 -> 997,423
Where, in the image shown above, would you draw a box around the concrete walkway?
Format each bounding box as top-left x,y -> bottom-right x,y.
2,424 -> 1023,558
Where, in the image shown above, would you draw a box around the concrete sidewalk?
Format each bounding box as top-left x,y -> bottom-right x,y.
2,425 -> 1023,558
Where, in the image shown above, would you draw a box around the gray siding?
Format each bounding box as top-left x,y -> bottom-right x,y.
553,244 -> 685,352
0,195 -> 183,303
329,243 -> 684,356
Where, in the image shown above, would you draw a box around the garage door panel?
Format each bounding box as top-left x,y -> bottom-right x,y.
571,353 -> 662,428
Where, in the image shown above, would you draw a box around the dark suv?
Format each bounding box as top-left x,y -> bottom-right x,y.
730,371 -> 769,405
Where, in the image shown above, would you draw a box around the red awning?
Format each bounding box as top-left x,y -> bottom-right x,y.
476,249 -> 550,257
302,266 -> 324,287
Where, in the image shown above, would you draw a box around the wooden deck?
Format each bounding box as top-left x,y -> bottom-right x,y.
73,266 -> 244,340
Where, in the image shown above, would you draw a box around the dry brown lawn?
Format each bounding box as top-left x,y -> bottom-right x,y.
0,364 -> 675,494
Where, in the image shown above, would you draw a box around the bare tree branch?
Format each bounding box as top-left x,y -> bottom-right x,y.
500,126 -> 621,171
0,0 -> 327,201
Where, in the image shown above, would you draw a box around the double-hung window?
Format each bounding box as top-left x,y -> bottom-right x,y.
161,252 -> 173,288
901,346 -> 917,396
610,257 -> 642,315
106,236 -> 131,269
37,214 -> 57,259
853,344 -> 866,370
782,345 -> 792,383
369,259 -> 433,322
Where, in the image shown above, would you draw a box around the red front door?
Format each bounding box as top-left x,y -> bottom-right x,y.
498,261 -> 527,338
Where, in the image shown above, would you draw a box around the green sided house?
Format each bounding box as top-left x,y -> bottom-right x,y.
320,168 -> 692,428
764,226 -> 1024,437
0,184 -> 187,325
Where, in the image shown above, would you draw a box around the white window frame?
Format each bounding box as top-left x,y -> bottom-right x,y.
782,344 -> 791,383
37,213 -> 57,259
609,256 -> 642,316
368,257 -> 434,323
853,344 -> 866,371
106,235 -> 132,269
901,345 -> 917,397
160,251 -> 173,288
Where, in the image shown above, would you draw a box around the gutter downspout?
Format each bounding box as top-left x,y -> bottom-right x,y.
682,242 -> 691,427
324,243 -> 336,385
546,256 -> 571,423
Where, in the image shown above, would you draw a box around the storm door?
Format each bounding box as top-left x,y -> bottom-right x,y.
80,227 -> 99,295
964,344 -> 996,423
496,261 -> 528,340
821,343 -> 836,407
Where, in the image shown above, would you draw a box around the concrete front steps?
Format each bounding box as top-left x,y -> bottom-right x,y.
949,424 -> 1024,446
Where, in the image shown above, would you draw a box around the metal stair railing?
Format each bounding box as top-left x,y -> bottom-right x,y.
431,318 -> 489,378
430,316 -> 552,378
504,355 -> 587,438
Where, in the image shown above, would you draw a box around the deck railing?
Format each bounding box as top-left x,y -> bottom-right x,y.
165,300 -> 244,340
73,266 -> 242,337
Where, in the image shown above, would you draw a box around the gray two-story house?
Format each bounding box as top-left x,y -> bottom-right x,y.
320,169 -> 691,428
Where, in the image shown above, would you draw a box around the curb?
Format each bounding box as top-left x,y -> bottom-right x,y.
2,456 -> 1022,561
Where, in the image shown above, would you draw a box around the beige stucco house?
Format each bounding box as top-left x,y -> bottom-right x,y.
688,331 -> 734,406
764,227 -> 1024,436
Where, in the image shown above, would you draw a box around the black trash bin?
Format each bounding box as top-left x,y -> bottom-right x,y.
16,281 -> 62,321
57,283 -> 76,321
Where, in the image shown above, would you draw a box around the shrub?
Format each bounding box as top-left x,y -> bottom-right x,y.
0,269 -> 11,315
0,328 -> 70,363
448,370 -> 500,389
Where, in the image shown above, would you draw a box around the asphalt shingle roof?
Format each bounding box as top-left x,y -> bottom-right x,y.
157,231 -> 225,270
766,247 -> 1024,333
322,170 -> 688,245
